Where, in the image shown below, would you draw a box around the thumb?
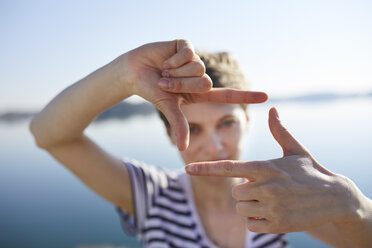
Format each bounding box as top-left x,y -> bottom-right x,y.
157,100 -> 189,151
268,107 -> 309,156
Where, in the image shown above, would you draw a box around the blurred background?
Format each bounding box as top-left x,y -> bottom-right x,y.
1,0 -> 371,247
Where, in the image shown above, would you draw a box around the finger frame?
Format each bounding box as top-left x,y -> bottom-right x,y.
186,160 -> 270,181
191,88 -> 268,104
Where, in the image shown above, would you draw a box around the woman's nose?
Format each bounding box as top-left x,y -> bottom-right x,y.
205,132 -> 224,156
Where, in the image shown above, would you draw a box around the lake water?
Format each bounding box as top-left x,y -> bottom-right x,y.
1,98 -> 372,248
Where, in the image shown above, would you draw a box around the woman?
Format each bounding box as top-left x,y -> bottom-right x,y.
29,39 -> 272,247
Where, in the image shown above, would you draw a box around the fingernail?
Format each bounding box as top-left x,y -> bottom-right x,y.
163,63 -> 170,70
272,107 -> 280,119
162,71 -> 170,78
185,165 -> 194,173
186,165 -> 199,173
158,79 -> 170,89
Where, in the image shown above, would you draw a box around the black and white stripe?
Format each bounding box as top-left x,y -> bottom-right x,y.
252,233 -> 288,248
117,159 -> 289,248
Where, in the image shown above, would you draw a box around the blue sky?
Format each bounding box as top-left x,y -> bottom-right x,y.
1,0 -> 371,111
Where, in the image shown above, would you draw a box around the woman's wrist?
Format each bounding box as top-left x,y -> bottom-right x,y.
111,52 -> 137,99
331,174 -> 369,224
328,174 -> 372,247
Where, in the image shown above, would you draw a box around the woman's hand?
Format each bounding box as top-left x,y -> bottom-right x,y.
120,39 -> 268,150
185,107 -> 369,234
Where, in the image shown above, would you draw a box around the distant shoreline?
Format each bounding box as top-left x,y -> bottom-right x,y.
1,91 -> 371,123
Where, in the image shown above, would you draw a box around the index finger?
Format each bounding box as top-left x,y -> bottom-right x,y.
185,160 -> 265,180
192,88 -> 268,104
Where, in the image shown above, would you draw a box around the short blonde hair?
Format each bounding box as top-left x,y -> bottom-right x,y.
158,51 -> 250,129
198,51 -> 250,92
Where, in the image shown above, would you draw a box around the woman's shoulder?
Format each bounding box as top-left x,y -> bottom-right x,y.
122,157 -> 185,189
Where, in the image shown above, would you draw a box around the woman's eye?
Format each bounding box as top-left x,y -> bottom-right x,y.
190,126 -> 199,134
222,120 -> 235,127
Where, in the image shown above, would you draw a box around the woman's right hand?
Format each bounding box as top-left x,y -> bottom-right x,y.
120,39 -> 268,150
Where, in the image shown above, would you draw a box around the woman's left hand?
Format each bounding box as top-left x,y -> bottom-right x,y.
186,107 -> 367,234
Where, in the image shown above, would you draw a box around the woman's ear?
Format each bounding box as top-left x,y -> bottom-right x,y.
166,127 -> 177,146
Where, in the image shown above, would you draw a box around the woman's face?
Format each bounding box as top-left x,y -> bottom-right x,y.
168,103 -> 249,165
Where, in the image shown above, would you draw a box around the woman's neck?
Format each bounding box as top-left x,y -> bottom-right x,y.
190,175 -> 241,210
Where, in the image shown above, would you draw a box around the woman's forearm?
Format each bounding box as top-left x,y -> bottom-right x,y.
30,54 -> 133,148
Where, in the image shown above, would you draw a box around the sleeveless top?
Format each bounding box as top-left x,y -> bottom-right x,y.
117,159 -> 289,248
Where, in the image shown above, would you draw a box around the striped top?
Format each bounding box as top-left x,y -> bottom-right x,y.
117,159 -> 289,248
